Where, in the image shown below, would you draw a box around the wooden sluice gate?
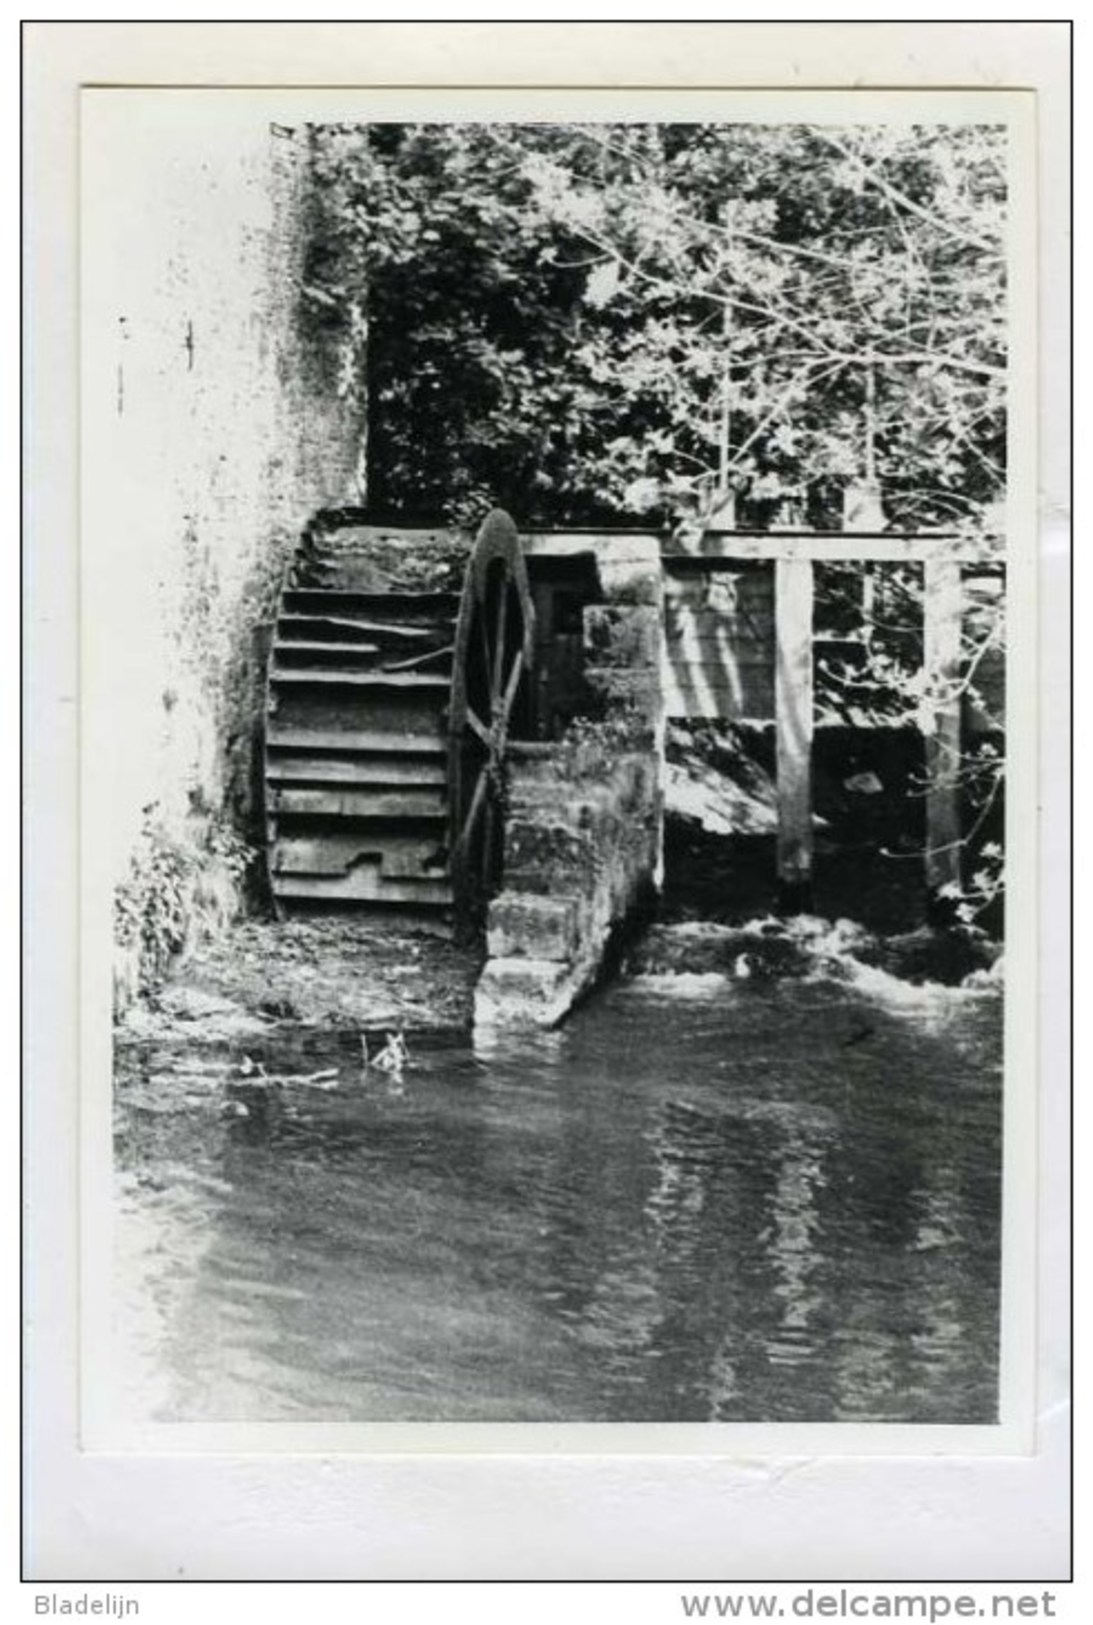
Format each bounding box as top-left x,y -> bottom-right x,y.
651,526 -> 1004,911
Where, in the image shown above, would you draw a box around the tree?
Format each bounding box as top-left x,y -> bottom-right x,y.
509,121 -> 1006,530
299,120 -> 1008,920
301,120 -> 1006,533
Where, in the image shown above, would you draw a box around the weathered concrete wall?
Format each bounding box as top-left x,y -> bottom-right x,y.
475,542 -> 664,1028
83,106 -> 364,995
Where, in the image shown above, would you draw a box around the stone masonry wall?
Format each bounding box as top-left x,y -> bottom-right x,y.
475,540 -> 665,1028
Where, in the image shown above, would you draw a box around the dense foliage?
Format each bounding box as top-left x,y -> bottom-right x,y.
301,120 -> 1006,532
298,121 -> 1007,923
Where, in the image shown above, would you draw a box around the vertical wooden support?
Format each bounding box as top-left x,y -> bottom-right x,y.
775,557 -> 815,909
923,558 -> 963,907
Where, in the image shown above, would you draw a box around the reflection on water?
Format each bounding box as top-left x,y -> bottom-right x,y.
113,972 -> 1002,1424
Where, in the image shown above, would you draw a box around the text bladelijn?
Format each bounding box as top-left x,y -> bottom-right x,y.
34,1599 -> 138,1617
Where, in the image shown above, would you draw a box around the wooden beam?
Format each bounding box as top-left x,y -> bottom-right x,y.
775,558 -> 815,907
523,527 -> 1002,565
523,531 -> 661,558
664,532 -> 1001,565
923,557 -> 964,905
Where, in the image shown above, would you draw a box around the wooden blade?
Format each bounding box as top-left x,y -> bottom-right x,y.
455,765 -> 490,860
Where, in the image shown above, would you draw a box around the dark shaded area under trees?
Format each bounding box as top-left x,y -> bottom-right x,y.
292,119 -> 1006,938
300,120 -> 1005,533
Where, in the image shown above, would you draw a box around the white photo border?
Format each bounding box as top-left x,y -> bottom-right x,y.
24,18 -> 1071,1583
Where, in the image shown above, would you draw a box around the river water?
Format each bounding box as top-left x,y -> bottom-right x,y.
114,959 -> 1002,1425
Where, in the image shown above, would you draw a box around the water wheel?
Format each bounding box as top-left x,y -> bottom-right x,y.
263,508 -> 535,930
448,509 -> 536,922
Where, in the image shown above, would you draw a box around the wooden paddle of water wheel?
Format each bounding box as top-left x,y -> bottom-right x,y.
263,508 -> 535,929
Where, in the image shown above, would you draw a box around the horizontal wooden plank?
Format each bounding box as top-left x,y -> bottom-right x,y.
380,645 -> 455,673
664,658 -> 774,681
665,655 -> 773,674
273,640 -> 453,676
271,692 -> 447,735
666,590 -> 773,610
278,614 -> 439,642
665,651 -> 773,672
314,526 -> 459,550
523,530 -> 661,557
665,633 -> 772,653
266,756 -> 446,787
274,646 -> 385,674
270,668 -> 449,689
267,728 -> 445,755
270,786 -> 446,821
273,639 -> 382,657
664,684 -> 772,712
273,831 -> 447,876
283,588 -> 459,618
664,700 -> 773,723
665,603 -> 773,623
523,528 -> 1000,565
664,586 -> 774,610
665,566 -> 773,589
664,685 -> 773,711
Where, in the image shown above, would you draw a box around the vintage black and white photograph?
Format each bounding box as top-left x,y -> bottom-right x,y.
81,89 -> 1035,1440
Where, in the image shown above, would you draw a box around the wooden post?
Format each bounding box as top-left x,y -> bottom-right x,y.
775,557 -> 814,910
923,558 -> 963,912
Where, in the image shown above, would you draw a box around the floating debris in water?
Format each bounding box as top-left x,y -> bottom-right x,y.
287,1068 -> 340,1089
371,1031 -> 410,1074
235,1058 -> 340,1090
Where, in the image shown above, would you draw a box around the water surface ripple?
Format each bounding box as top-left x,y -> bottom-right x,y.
114,972 -> 1002,1424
